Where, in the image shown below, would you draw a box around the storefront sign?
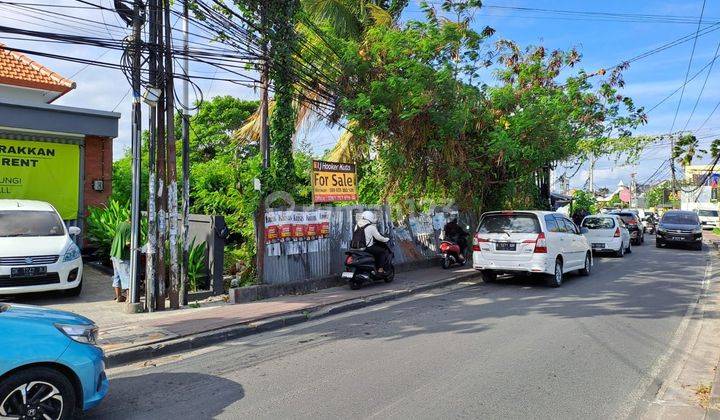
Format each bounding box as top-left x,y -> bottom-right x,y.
0,139 -> 79,219
312,160 -> 357,203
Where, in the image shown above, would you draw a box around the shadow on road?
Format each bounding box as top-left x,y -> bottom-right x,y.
85,372 -> 244,419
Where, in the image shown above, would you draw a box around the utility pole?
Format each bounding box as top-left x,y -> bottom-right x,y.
255,3 -> 270,284
164,0 -> 180,309
155,2 -> 167,311
128,0 -> 143,307
145,0 -> 158,312
180,0 -> 190,305
630,172 -> 637,207
588,157 -> 595,194
670,135 -> 678,195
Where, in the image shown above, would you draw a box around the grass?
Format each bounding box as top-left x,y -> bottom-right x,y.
694,383 -> 712,408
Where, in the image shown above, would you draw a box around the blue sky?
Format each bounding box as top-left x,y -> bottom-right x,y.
1,0 -> 720,191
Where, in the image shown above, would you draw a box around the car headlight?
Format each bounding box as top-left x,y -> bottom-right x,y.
55,323 -> 98,345
693,227 -> 703,234
657,226 -> 666,234
63,243 -> 81,262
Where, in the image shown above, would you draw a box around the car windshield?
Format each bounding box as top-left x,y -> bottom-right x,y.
613,213 -> 636,224
478,214 -> 540,234
698,210 -> 718,217
662,213 -> 699,225
0,210 -> 65,237
582,217 -> 615,229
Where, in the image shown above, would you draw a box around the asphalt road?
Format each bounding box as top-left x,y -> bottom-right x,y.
89,235 -> 710,420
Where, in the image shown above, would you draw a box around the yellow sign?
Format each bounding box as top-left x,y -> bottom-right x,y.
0,139 -> 80,219
312,160 -> 357,203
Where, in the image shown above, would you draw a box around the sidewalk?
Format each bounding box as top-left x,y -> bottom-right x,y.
26,264 -> 479,366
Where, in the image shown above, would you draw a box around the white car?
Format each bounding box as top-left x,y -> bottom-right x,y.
0,200 -> 83,296
472,211 -> 592,287
696,209 -> 719,230
580,214 -> 631,257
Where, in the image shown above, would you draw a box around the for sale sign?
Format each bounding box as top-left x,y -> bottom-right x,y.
312,160 -> 357,203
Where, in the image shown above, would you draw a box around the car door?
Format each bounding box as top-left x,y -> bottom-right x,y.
617,216 -> 630,248
561,217 -> 584,269
543,214 -> 564,262
551,215 -> 571,265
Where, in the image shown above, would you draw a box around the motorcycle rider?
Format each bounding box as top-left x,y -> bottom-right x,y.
354,210 -> 391,274
443,217 -> 469,260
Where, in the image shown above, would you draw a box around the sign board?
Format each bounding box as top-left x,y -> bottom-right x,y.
0,139 -> 80,219
619,188 -> 632,203
312,160 -> 357,203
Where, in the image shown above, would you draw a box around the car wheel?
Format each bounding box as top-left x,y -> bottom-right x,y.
64,279 -> 82,297
616,244 -> 625,258
641,234 -> 645,244
481,270 -> 497,283
546,259 -> 563,288
695,242 -> 703,251
656,240 -> 663,248
579,253 -> 591,276
0,367 -> 76,420
626,241 -> 632,254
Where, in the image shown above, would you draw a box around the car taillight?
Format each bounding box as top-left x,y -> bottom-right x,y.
472,235 -> 489,251
534,232 -> 547,253
627,219 -> 637,225
345,255 -> 353,265
614,227 -> 621,237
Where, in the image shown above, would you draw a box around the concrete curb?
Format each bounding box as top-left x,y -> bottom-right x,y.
708,360 -> 720,419
106,270 -> 481,367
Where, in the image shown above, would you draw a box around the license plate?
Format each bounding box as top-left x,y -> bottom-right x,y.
672,237 -> 683,241
592,243 -> 605,249
11,266 -> 47,278
341,271 -> 354,279
495,242 -> 516,251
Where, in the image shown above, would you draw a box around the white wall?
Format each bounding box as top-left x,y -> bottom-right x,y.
0,84 -> 59,104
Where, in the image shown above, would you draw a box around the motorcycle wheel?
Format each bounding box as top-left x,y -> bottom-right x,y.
350,279 -> 362,290
384,266 -> 395,283
442,257 -> 451,269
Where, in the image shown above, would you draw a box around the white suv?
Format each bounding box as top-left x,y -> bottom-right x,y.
0,200 -> 83,296
472,211 -> 592,287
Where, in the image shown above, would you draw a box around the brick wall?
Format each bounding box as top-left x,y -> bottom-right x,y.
83,135 -> 113,216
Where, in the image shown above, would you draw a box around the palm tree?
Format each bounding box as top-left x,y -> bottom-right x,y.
233,0 -> 404,162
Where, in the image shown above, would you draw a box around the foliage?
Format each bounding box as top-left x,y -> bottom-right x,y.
645,181 -> 679,208
86,199 -> 147,262
325,3 -> 645,214
187,238 -> 207,292
571,190 -> 597,215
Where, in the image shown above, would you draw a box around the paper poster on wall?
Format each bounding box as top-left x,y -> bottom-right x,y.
317,210 -> 330,237
278,211 -> 293,241
0,139 -> 80,220
305,211 -> 318,238
265,212 -> 279,243
291,211 -> 306,240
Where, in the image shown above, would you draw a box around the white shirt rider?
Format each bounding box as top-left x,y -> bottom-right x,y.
357,211 -> 389,247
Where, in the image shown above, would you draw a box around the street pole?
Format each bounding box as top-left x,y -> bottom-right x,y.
255,4 -> 270,285
155,3 -> 167,310
670,135 -> 678,195
145,0 -> 158,312
128,0 -> 143,306
180,0 -> 190,305
589,156 -> 595,194
164,0 -> 180,309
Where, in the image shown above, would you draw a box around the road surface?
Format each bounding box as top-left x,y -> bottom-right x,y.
89,236 -> 710,419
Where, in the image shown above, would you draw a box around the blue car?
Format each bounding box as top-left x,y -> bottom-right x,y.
0,303 -> 108,419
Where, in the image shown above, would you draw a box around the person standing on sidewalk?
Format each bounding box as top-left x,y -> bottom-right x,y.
110,218 -> 131,302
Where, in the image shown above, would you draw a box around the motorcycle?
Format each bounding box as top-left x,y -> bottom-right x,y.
440,240 -> 466,269
342,242 -> 395,290
643,217 -> 657,234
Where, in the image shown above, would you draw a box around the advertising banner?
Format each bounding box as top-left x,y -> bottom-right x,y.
0,139 -> 79,219
312,160 -> 357,203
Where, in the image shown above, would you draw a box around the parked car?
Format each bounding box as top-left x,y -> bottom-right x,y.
580,214 -> 631,257
610,211 -> 645,245
695,209 -> 719,230
472,211 -> 592,287
656,210 -> 703,250
0,200 -> 82,296
0,303 -> 107,418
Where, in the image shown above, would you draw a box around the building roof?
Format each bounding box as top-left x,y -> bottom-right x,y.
0,44 -> 75,102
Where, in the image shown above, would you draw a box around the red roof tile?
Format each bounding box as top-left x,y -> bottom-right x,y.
0,43 -> 75,100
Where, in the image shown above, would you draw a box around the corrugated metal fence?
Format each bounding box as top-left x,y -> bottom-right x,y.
263,206 -> 470,284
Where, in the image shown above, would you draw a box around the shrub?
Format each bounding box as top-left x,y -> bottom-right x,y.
86,199 -> 146,263
187,238 -> 208,292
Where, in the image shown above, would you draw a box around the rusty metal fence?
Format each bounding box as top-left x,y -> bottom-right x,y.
262,206 -> 468,284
